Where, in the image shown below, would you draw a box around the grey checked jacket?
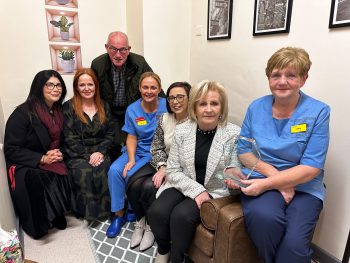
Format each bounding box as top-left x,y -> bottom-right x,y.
156,120 -> 241,199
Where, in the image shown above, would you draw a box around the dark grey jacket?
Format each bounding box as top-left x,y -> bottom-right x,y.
91,52 -> 153,114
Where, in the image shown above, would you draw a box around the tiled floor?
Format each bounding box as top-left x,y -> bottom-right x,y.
88,218 -> 319,263
88,219 -> 157,263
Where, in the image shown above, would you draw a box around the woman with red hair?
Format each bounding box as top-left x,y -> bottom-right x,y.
63,68 -> 116,220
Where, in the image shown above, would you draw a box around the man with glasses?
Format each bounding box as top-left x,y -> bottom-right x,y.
91,31 -> 164,158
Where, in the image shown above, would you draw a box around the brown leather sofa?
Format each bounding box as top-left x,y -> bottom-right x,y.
188,195 -> 263,263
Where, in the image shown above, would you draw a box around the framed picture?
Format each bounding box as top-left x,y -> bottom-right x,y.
253,0 -> 293,36
329,0 -> 350,28
207,0 -> 233,40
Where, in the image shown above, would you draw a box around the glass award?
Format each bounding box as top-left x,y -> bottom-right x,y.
237,136 -> 261,179
215,135 -> 261,188
215,137 -> 247,187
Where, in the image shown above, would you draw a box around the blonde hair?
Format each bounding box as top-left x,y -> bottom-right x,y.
188,80 -> 228,126
265,47 -> 312,78
139,72 -> 162,90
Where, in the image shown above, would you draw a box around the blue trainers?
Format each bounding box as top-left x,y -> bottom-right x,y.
106,216 -> 126,238
124,210 -> 137,222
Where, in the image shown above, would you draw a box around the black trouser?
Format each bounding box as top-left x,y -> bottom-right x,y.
148,188 -> 200,263
126,176 -> 157,220
126,163 -> 157,220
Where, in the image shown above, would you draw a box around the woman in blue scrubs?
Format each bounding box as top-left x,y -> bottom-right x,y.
106,72 -> 167,238
230,47 -> 330,263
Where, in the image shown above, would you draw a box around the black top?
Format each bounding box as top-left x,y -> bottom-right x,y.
195,126 -> 216,185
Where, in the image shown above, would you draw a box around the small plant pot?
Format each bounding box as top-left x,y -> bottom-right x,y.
61,59 -> 75,73
60,31 -> 69,41
55,0 -> 69,5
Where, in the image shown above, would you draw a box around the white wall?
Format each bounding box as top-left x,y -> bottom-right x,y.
0,97 -> 16,231
143,0 -> 192,89
190,0 -> 350,260
126,0 -> 144,55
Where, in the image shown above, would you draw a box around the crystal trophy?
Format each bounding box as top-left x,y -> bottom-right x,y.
237,136 -> 261,179
215,135 -> 261,188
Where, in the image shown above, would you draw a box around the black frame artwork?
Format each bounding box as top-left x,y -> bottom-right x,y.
329,0 -> 350,28
207,0 -> 233,40
253,0 -> 293,36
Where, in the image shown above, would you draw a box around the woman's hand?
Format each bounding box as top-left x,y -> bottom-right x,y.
278,187 -> 295,204
224,167 -> 246,189
225,179 -> 241,189
152,167 -> 166,188
89,152 -> 104,167
240,178 -> 269,196
43,149 -> 63,164
123,160 -> 135,178
195,191 -> 211,209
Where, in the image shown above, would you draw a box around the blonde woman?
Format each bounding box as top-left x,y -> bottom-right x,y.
148,80 -> 241,263
107,72 -> 167,238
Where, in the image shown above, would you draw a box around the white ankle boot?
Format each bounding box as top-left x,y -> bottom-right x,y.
130,217 -> 145,248
139,223 -> 155,251
155,252 -> 169,263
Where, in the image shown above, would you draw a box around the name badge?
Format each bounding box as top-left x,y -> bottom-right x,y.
291,123 -> 307,133
135,117 -> 147,126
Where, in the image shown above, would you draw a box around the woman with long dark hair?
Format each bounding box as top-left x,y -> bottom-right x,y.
4,70 -> 71,239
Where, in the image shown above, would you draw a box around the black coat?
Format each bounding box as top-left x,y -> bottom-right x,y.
5,104 -> 51,174
4,103 -> 71,239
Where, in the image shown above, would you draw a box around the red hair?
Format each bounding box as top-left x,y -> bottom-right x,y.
72,68 -> 106,124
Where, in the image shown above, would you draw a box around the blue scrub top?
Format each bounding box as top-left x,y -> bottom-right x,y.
122,97 -> 167,155
238,91 -> 330,201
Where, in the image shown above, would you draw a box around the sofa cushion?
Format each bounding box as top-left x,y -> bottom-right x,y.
200,195 -> 239,230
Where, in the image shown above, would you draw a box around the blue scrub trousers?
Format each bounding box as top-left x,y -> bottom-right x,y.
241,190 -> 323,263
108,152 -> 151,212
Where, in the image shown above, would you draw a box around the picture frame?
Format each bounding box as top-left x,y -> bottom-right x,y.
207,0 -> 233,40
253,0 -> 293,36
329,0 -> 350,28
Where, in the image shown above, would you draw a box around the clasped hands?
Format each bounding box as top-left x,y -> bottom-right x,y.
89,152 -> 104,167
41,149 -> 63,164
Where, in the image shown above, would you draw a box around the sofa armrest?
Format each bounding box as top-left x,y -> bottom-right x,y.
200,195 -> 240,231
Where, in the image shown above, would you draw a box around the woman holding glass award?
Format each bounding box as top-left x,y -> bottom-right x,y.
148,80 -> 241,263
233,47 -> 330,263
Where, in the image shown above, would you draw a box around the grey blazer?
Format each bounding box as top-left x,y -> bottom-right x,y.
156,120 -> 241,199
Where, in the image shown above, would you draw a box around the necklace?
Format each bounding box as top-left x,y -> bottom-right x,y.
197,126 -> 217,135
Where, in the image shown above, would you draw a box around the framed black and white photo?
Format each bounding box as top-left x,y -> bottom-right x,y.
207,0 -> 233,40
329,0 -> 350,28
253,0 -> 293,36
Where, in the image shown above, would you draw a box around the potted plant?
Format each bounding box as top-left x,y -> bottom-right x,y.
59,49 -> 75,73
50,16 -> 74,40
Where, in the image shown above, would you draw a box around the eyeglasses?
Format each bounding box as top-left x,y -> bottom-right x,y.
45,82 -> 62,90
167,94 -> 186,103
106,44 -> 130,55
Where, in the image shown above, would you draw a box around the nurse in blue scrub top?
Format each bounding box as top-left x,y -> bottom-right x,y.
230,47 -> 330,263
107,72 -> 167,238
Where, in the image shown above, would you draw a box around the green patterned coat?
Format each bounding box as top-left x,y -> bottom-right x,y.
63,100 -> 116,220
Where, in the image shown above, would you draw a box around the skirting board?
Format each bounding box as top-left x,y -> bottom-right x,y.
312,243 -> 341,263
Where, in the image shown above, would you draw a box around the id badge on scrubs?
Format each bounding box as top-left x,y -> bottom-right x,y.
135,117 -> 147,126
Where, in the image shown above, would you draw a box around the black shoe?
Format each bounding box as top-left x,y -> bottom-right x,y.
52,215 -> 67,230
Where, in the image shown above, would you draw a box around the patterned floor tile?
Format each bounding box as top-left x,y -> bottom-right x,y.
88,219 -> 157,263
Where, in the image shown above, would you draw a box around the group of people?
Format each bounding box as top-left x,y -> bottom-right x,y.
4,29 -> 330,263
